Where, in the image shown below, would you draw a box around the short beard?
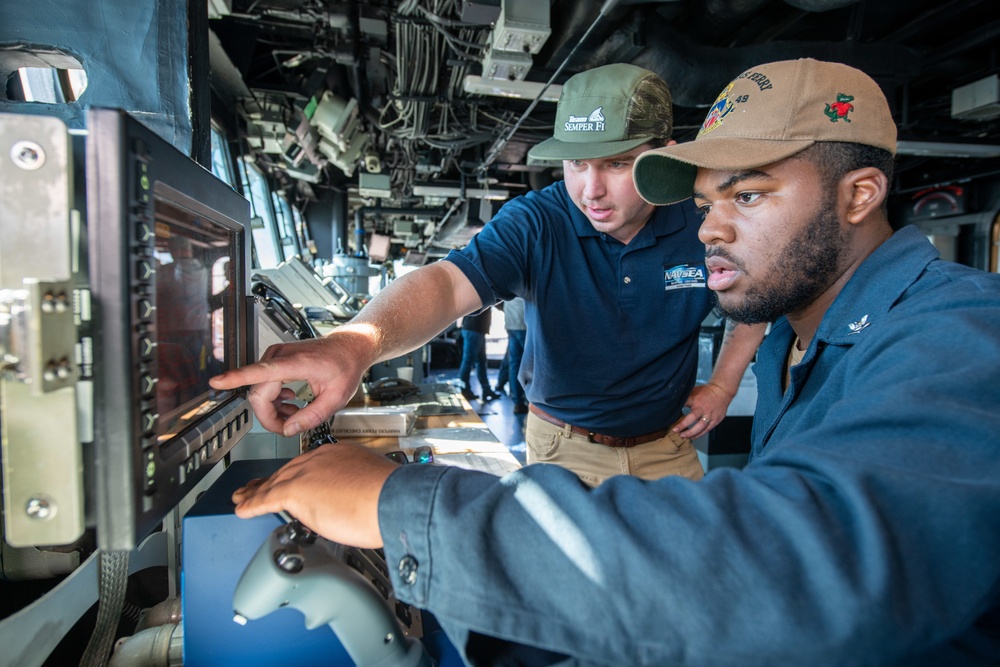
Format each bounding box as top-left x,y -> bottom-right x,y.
716,191 -> 845,325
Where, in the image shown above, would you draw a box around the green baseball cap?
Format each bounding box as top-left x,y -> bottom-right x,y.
528,63 -> 675,161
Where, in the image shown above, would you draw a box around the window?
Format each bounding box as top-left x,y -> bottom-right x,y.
271,192 -> 300,261
209,125 -> 235,186
238,157 -> 280,268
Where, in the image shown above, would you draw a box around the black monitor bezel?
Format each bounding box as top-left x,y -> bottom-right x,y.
87,109 -> 253,550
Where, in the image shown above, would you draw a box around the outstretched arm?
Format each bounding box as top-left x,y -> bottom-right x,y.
674,320 -> 766,438
210,260 -> 483,436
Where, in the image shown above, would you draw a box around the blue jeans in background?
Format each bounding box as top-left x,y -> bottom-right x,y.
505,329 -> 527,406
458,330 -> 490,394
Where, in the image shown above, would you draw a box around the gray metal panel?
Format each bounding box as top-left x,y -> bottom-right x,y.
0,113 -> 84,547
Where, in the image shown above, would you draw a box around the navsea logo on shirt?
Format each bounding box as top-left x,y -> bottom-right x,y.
663,263 -> 706,291
564,107 -> 605,133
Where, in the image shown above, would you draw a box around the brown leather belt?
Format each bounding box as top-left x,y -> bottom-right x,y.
528,404 -> 672,448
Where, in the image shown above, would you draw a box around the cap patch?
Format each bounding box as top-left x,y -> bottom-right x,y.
564,107 -> 606,133
699,83 -> 736,137
824,93 -> 855,122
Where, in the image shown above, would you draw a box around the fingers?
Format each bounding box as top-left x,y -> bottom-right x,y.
210,358 -> 296,391
675,382 -> 731,437
280,383 -> 352,437
232,477 -> 265,506
233,483 -> 281,519
245,380 -> 293,433
210,340 -> 316,390
281,397 -> 335,437
209,336 -> 362,437
231,455 -> 313,517
673,412 -> 716,438
232,477 -> 285,519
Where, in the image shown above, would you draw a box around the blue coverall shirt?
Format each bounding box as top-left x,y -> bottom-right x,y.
379,225 -> 1000,665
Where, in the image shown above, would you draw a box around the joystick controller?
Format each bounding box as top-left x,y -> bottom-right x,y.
233,519 -> 434,667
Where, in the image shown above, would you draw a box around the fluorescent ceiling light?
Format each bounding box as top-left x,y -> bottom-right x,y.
896,141 -> 1000,158
413,184 -> 509,201
463,75 -> 562,103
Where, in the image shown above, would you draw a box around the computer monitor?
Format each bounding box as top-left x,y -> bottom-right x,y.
86,109 -> 254,549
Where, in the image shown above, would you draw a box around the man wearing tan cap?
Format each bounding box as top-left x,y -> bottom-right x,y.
213,63 -> 765,486
223,58 -> 1000,664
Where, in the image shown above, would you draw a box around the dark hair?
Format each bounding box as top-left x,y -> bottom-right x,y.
799,142 -> 895,211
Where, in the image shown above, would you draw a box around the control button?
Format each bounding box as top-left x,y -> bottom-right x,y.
242,409 -> 249,425
139,335 -> 155,358
215,431 -> 224,451
185,457 -> 196,474
136,162 -> 150,205
143,451 -> 156,494
140,374 -> 155,397
137,298 -> 154,320
398,555 -> 419,586
227,422 -> 234,439
141,410 -> 157,434
136,221 -> 154,243
136,259 -> 154,281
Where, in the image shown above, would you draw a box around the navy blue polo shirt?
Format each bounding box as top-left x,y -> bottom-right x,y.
445,181 -> 712,436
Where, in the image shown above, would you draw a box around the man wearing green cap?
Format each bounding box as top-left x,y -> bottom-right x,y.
220,59 -> 1000,664
212,63 -> 765,486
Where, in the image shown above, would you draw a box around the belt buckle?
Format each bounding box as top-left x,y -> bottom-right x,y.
587,432 -> 599,444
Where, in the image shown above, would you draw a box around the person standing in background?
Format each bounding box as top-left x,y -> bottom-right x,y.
498,296 -> 528,414
457,307 -> 498,402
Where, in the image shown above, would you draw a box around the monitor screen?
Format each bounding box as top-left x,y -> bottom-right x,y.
153,194 -> 239,447
82,108 -> 252,550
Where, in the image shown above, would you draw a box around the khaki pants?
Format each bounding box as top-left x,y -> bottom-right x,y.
525,412 -> 705,487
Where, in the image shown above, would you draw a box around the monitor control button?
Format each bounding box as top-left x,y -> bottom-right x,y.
141,410 -> 157,434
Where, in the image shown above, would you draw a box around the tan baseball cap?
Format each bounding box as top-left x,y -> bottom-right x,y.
633,58 -> 897,205
528,63 -> 674,161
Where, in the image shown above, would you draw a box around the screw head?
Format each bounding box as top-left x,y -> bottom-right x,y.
25,495 -> 55,520
11,141 -> 45,171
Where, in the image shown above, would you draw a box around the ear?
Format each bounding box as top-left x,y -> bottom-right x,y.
841,167 -> 888,225
666,139 -> 678,147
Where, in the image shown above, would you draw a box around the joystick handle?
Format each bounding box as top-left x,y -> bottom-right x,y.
233,522 -> 433,667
